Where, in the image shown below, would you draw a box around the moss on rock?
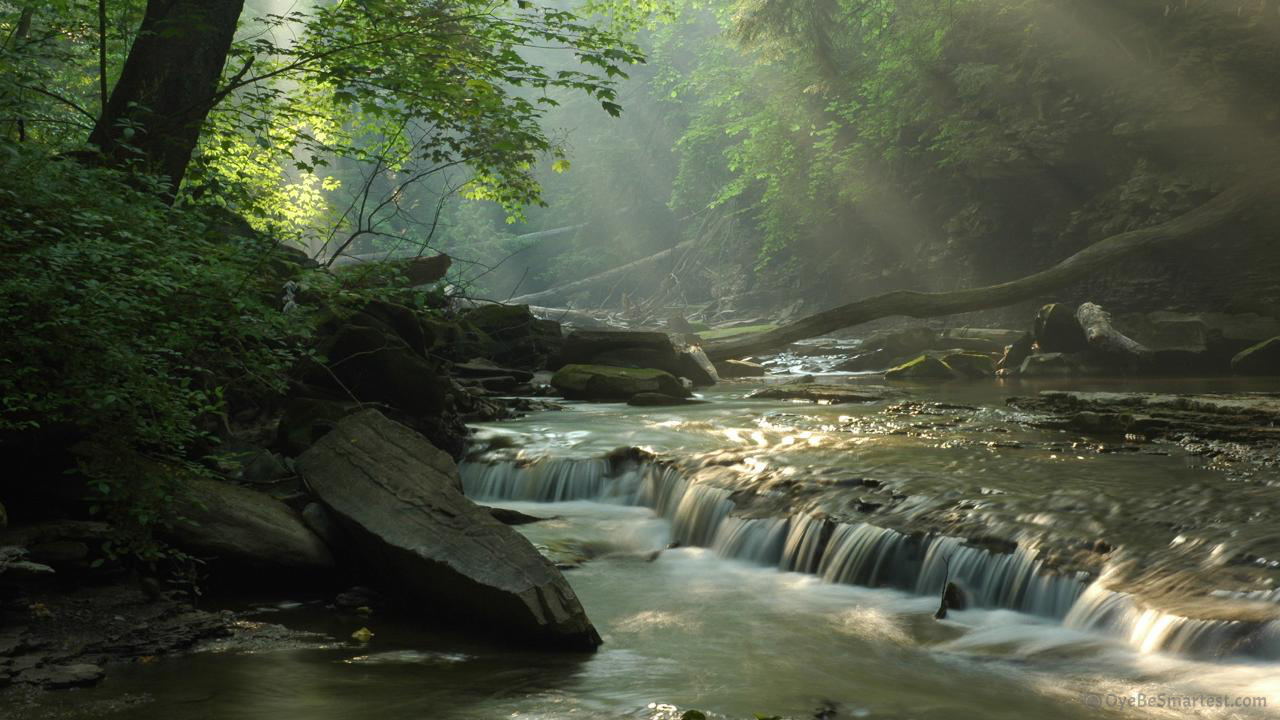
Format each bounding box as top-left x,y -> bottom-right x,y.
551,364 -> 689,401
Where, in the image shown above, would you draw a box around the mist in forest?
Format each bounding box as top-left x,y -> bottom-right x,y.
416,0 -> 1280,327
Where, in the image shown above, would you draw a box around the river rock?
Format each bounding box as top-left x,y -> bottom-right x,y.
166,477 -> 335,575
1034,303 -> 1087,353
297,410 -> 602,650
312,317 -> 447,418
17,663 -> 105,689
1232,337 -> 1280,375
940,352 -> 996,378
460,303 -> 563,369
626,392 -> 707,407
452,358 -> 535,383
884,355 -> 957,381
859,326 -> 938,357
554,330 -> 718,386
551,364 -> 690,401
943,328 -> 1025,348
1111,312 -> 1217,374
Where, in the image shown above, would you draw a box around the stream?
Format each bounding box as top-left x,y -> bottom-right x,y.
43,377 -> 1280,719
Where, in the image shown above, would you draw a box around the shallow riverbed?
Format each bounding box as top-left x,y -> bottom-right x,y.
25,376 -> 1280,720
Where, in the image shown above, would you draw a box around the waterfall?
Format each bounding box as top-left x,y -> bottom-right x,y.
1065,583 -> 1280,660
780,513 -> 832,574
711,517 -> 790,566
916,536 -> 1086,618
461,457 -> 639,502
460,453 -> 1275,659
671,485 -> 735,547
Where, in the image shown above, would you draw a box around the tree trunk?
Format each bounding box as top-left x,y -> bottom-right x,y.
508,239 -> 697,307
704,170 -> 1277,362
88,0 -> 244,197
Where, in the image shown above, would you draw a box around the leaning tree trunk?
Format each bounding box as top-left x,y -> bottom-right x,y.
507,239 -> 697,307
88,0 -> 244,197
705,169 -> 1278,362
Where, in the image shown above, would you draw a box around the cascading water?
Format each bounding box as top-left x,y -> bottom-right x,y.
711,517 -> 790,566
1065,578 -> 1280,660
460,454 -> 1277,660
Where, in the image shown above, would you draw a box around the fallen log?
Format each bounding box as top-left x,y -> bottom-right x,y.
705,171 -> 1276,362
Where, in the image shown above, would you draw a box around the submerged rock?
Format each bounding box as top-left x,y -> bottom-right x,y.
297,410 -> 602,650
627,392 -> 708,407
551,364 -> 690,401
747,384 -> 884,403
167,477 -> 335,576
1232,337 -> 1280,375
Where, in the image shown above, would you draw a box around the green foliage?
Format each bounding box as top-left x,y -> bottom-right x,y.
554,0 -> 1280,298
0,141 -> 313,534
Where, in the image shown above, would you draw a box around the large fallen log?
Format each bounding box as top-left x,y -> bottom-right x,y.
508,238 -> 697,306
705,171 -> 1276,362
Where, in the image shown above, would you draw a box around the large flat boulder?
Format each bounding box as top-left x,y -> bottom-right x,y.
554,330 -> 718,386
551,364 -> 691,401
297,410 -> 601,651
167,478 -> 335,575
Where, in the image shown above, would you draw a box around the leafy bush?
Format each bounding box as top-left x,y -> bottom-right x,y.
0,141 -> 316,551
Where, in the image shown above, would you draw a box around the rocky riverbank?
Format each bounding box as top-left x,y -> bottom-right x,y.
4,294 -> 1279,701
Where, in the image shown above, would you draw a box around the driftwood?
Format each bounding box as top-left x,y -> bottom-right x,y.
508,239 -> 697,306
705,171 -> 1277,362
1076,302 -> 1150,361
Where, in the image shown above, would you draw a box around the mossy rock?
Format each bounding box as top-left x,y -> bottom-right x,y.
884,355 -> 957,381
940,352 -> 996,378
420,315 -> 494,362
1231,336 -> 1280,375
458,304 -> 562,368
462,303 -> 535,332
551,364 -> 689,401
